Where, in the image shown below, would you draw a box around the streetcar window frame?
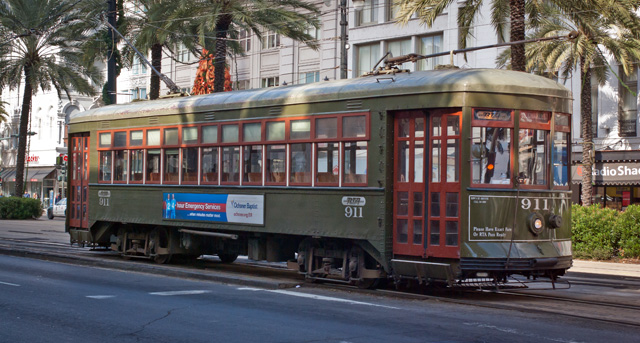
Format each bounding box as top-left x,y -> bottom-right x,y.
553,113 -> 571,189
518,110 -> 551,190
94,112 -> 370,187
470,108 -> 515,189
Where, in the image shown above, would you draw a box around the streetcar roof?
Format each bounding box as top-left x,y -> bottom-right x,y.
71,68 -> 571,123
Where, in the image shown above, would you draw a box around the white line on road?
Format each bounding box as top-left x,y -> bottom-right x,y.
238,288 -> 399,309
0,281 -> 20,287
86,295 -> 116,299
149,290 -> 212,296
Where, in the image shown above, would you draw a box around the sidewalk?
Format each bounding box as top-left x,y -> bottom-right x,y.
570,259 -> 640,278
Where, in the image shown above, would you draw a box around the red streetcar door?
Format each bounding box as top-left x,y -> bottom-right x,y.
426,111 -> 461,259
69,133 -> 89,229
393,111 -> 427,256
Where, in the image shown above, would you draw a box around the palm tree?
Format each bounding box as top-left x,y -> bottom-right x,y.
119,0 -> 192,100
520,0 -> 640,205
0,0 -> 103,197
166,0 -> 320,93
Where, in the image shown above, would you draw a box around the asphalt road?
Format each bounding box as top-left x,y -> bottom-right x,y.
0,254 -> 638,343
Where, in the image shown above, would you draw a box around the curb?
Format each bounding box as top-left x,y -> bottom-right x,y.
0,246 -> 300,290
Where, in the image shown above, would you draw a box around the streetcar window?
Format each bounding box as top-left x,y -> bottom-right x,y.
243,123 -> 262,142
552,132 -> 569,187
344,142 -> 367,184
431,140 -> 440,182
290,120 -> 311,140
99,133 -> 111,148
130,150 -> 144,181
445,221 -> 458,246
446,139 -> 459,182
316,118 -> 337,139
447,116 -> 459,135
415,139 -> 424,183
164,148 -> 179,182
471,127 -> 511,185
130,131 -> 143,146
146,149 -> 161,183
266,122 -> 285,141
396,219 -> 408,243
432,116 -> 441,136
243,145 -> 263,183
221,146 -> 240,183
202,125 -> 218,144
290,143 -> 312,183
201,147 -> 219,184
430,219 -> 440,246
99,151 -> 112,182
147,129 -> 160,146
113,131 -> 127,147
182,127 -> 198,144
164,128 -> 179,146
343,116 -> 366,138
317,142 -> 339,184
518,129 -> 547,186
222,124 -> 239,143
398,141 -> 410,182
181,147 -> 198,183
114,150 -> 128,182
266,145 -> 286,183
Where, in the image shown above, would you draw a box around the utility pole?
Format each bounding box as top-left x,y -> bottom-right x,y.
340,0 -> 348,80
107,0 -> 117,104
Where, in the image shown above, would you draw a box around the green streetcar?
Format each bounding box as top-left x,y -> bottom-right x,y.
67,68 -> 572,287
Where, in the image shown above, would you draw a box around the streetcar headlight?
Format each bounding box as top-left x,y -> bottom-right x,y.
527,213 -> 545,235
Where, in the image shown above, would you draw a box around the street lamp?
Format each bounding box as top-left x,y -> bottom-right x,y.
325,0 -> 365,79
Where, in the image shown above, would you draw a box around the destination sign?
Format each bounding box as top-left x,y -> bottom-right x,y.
474,109 -> 511,121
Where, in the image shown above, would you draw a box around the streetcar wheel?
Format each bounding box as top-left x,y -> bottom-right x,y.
356,278 -> 380,290
218,253 -> 238,263
153,254 -> 172,264
150,227 -> 172,264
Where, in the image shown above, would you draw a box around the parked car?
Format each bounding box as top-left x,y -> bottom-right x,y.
47,198 -> 66,219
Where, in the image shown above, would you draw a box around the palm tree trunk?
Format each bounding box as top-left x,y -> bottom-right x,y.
150,43 -> 162,100
214,13 -> 233,93
580,59 -> 593,206
15,65 -> 33,197
509,0 -> 526,71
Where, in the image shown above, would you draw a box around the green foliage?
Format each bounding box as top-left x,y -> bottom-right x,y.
571,204 -> 619,260
616,205 -> 640,258
0,197 -> 43,220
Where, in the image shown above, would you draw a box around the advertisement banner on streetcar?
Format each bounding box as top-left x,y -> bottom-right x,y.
162,193 -> 264,225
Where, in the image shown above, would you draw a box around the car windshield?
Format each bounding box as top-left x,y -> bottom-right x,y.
57,199 -> 66,206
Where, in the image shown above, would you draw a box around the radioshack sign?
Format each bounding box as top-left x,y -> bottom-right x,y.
572,162 -> 640,184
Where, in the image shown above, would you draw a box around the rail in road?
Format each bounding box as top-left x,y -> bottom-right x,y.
2,218 -> 640,329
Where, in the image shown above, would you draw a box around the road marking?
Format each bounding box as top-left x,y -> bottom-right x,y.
238,288 -> 399,309
86,295 -> 116,299
0,281 -> 20,287
149,290 -> 212,296
236,287 -> 263,291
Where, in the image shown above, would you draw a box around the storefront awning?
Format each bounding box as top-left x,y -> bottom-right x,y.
0,166 -> 56,182
571,162 -> 640,185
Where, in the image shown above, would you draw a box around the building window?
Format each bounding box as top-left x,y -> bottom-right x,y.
418,34 -> 443,71
619,67 -> 638,137
130,87 -> 147,101
299,71 -> 319,84
239,29 -> 251,53
261,76 -> 279,88
387,1 -> 401,22
356,0 -> 378,26
177,43 -> 190,62
236,80 -> 250,90
357,43 -> 381,76
388,39 -> 412,70
304,23 -> 320,41
262,30 -> 280,49
132,56 -> 147,75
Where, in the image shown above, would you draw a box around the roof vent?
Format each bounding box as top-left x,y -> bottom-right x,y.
269,107 -> 283,116
148,117 -> 159,125
346,100 -> 362,110
204,113 -> 216,121
100,121 -> 110,129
